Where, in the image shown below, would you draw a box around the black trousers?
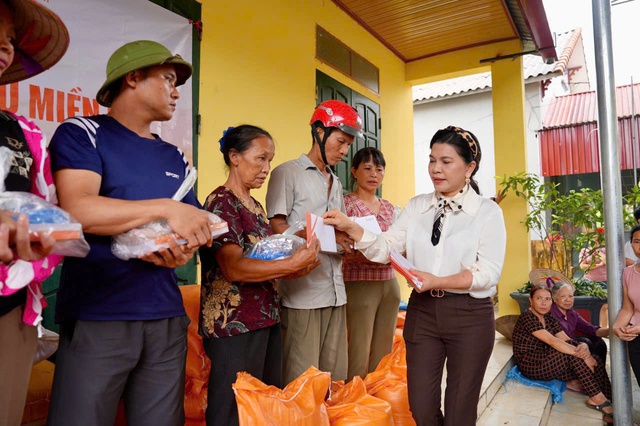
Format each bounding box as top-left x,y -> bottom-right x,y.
403,292 -> 495,426
574,335 -> 608,366
203,324 -> 282,426
47,317 -> 190,426
628,336 -> 640,388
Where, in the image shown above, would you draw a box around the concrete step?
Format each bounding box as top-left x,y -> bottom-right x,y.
478,374 -> 608,426
477,333 -> 608,426
477,381 -> 552,426
476,334 -> 515,417
546,389 -> 607,426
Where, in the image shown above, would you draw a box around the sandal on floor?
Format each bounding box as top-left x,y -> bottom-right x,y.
585,399 -> 612,414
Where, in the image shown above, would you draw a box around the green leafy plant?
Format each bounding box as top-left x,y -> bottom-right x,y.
499,172 -> 606,279
515,279 -> 607,299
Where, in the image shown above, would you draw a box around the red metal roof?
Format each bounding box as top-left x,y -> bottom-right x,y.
539,84 -> 640,177
543,83 -> 640,129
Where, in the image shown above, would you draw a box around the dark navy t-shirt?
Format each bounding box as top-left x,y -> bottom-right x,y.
49,115 -> 199,322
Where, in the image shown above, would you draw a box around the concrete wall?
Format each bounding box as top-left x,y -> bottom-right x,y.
413,82 -> 543,197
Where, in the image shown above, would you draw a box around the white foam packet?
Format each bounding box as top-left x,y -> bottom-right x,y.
111,168 -> 228,260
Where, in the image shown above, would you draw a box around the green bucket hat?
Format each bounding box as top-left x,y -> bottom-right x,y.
96,40 -> 193,107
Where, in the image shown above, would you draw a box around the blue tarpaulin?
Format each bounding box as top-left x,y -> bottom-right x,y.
505,365 -> 567,404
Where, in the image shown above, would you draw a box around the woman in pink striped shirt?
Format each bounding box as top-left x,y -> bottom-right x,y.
342,147 -> 401,379
0,1 -> 69,424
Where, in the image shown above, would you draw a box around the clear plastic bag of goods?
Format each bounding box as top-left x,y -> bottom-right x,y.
0,191 -> 90,257
245,220 -> 306,261
245,234 -> 306,260
111,168 -> 228,260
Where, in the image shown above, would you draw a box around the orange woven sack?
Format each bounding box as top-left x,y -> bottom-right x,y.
233,366 -> 331,426
179,285 -> 211,423
396,311 -> 406,337
325,376 -> 393,425
364,336 -> 416,426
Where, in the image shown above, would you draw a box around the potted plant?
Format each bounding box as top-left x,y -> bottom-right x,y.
509,269 -> 608,325
498,172 -> 607,278
498,173 -> 615,325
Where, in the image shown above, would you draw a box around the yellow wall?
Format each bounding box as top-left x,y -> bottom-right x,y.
405,39 -> 521,85
491,58 -> 531,315
197,1 -> 532,305
198,0 -> 415,212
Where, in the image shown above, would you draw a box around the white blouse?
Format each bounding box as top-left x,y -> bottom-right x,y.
355,189 -> 506,299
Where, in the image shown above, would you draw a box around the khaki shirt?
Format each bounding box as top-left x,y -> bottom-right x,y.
266,154 -> 346,309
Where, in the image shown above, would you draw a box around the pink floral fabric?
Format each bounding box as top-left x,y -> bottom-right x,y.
0,112 -> 63,326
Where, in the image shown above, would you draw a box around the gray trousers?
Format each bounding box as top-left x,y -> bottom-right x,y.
47,316 -> 190,426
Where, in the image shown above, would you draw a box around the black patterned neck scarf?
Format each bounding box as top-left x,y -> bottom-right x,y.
431,185 -> 468,246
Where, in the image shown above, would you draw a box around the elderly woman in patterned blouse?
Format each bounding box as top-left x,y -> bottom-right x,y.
512,284 -> 613,424
198,125 -> 321,426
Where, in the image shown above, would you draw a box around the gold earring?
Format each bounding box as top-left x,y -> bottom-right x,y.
465,177 -> 470,184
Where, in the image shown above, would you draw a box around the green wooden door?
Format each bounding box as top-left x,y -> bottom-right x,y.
315,70 -> 381,194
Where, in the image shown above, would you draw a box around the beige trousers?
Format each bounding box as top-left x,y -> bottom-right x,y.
281,305 -> 348,384
0,305 -> 37,426
345,278 -> 401,379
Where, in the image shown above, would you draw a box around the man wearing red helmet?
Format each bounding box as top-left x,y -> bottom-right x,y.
266,100 -> 363,384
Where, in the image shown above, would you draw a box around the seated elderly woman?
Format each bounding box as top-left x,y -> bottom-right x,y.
512,284 -> 613,424
550,281 -> 609,364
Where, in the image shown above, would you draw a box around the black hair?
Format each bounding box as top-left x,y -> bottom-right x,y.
634,208 -> 640,222
529,284 -> 551,299
219,124 -> 272,166
429,126 -> 482,194
349,147 -> 386,188
630,224 -> 640,242
107,67 -> 151,104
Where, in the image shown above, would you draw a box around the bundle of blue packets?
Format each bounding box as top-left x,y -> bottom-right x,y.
246,234 -> 306,261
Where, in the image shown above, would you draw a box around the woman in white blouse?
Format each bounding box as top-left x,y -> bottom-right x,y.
324,126 -> 506,426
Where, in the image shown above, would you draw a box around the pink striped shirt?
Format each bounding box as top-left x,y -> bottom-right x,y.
343,193 -> 396,281
0,113 -> 63,326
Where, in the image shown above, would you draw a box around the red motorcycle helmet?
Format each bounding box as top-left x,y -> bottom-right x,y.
310,100 -> 363,165
310,100 -> 364,138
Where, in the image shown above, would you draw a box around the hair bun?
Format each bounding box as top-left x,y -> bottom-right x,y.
218,126 -> 235,152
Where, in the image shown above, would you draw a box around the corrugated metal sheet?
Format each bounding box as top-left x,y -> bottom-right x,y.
543,84 -> 640,128
540,84 -> 640,176
540,116 -> 640,176
412,28 -> 579,102
332,0 -> 519,62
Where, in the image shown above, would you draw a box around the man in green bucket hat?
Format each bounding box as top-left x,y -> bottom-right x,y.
47,40 -> 213,426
